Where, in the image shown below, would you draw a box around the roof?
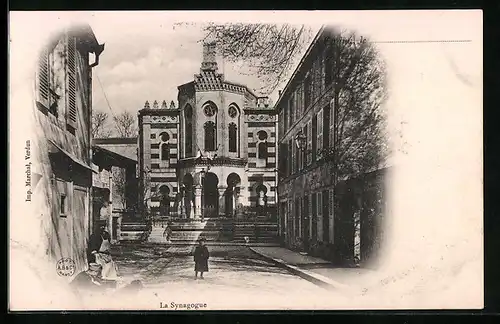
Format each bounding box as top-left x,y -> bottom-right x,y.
48,23 -> 103,54
92,145 -> 137,167
177,73 -> 259,100
93,137 -> 137,145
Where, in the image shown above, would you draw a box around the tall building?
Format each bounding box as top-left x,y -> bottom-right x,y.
31,24 -> 105,273
137,42 -> 278,220
275,27 -> 389,267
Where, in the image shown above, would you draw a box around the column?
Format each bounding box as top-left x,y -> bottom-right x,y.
194,185 -> 202,220
218,187 -> 227,217
179,188 -> 185,218
236,186 -> 245,219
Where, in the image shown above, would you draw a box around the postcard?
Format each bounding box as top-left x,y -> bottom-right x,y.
8,10 -> 483,310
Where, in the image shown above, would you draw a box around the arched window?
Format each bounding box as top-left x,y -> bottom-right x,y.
160,133 -> 170,142
204,121 -> 216,151
257,130 -> 268,141
258,142 -> 268,160
185,105 -> 193,156
228,106 -> 238,118
161,143 -> 170,161
228,122 -> 237,153
203,103 -> 217,117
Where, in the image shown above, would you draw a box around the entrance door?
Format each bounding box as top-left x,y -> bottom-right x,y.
225,173 -> 241,218
303,195 -> 310,243
203,172 -> 219,218
225,189 -> 234,217
73,186 -> 88,271
56,179 -> 72,260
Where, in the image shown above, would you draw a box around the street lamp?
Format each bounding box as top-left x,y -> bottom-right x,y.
294,130 -> 307,151
200,168 -> 206,222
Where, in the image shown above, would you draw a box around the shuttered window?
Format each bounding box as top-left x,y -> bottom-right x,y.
304,75 -> 312,110
329,99 -> 335,153
307,119 -> 312,165
297,84 -> 304,116
300,125 -> 306,170
66,35 -> 78,129
37,47 -> 50,109
317,109 -> 323,159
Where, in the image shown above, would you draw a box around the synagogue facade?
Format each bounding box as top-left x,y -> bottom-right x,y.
137,42 -> 278,220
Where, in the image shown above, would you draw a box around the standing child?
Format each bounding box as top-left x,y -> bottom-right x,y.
193,238 -> 209,279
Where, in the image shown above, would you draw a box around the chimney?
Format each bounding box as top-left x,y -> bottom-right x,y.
278,90 -> 282,97
201,41 -> 218,71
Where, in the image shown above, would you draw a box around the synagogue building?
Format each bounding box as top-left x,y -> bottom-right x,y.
136,42 -> 278,220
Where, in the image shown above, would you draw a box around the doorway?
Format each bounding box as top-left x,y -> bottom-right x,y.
225,173 -> 241,218
202,172 -> 219,218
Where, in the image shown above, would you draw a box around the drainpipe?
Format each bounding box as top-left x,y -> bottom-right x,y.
87,43 -> 104,241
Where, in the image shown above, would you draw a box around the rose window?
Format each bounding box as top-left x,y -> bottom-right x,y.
228,106 -> 238,118
204,104 -> 216,117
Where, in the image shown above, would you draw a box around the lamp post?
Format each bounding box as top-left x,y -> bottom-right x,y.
179,184 -> 185,218
294,131 -> 307,151
200,167 -> 206,222
196,149 -> 215,222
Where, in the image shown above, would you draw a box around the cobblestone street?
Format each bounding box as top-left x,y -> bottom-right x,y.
103,244 -> 338,310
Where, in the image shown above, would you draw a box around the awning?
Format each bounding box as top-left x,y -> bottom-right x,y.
48,140 -> 97,173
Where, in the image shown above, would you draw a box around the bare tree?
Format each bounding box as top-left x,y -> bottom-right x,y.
318,30 -> 389,180
92,110 -> 112,139
113,111 -> 138,138
203,23 -> 314,94
112,167 -> 127,210
204,24 -> 389,176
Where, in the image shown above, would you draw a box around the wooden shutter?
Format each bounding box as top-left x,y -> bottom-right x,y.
307,120 -> 312,165
317,109 -> 323,158
37,47 -> 50,108
66,35 -> 77,129
329,98 -> 335,153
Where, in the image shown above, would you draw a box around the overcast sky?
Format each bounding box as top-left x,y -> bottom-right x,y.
88,19 -> 294,118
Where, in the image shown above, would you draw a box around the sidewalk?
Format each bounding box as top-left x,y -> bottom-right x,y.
249,246 -> 375,291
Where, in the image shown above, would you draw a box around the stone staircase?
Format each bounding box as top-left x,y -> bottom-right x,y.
123,217 -> 279,244
148,219 -> 234,244
232,223 -> 279,243
119,221 -> 150,243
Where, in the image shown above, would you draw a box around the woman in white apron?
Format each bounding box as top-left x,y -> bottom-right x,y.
93,231 -> 119,280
